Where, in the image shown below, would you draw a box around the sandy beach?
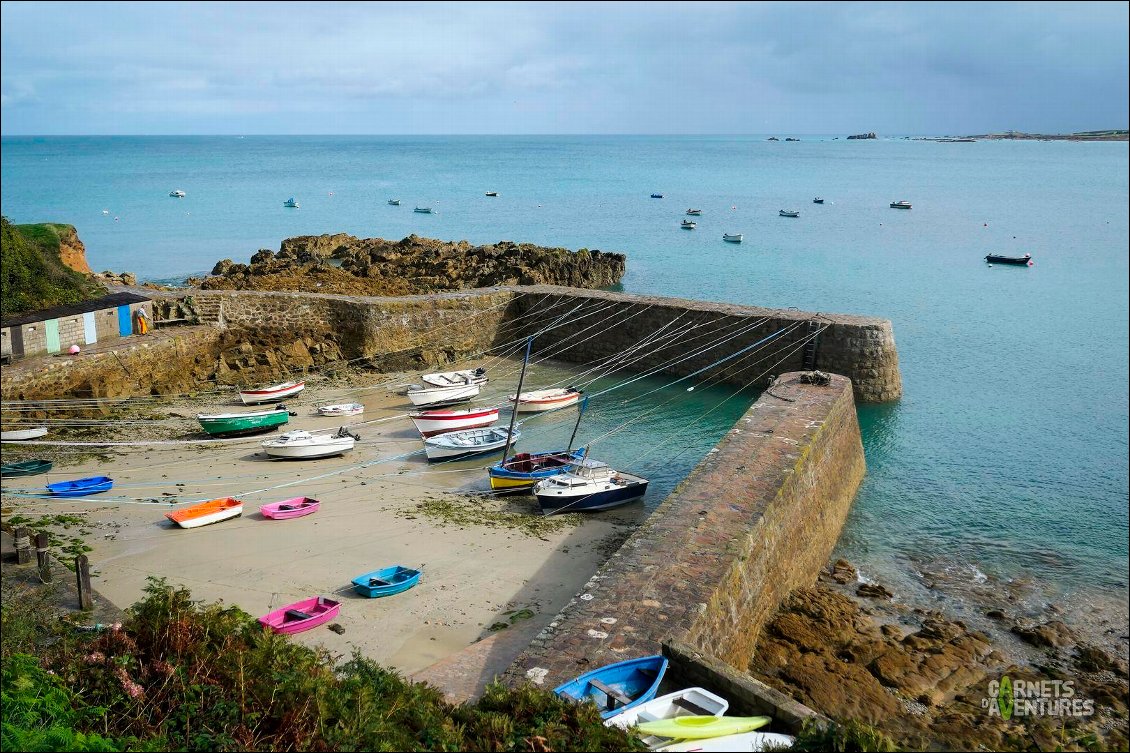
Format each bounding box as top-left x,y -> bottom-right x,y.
0,364 -> 633,677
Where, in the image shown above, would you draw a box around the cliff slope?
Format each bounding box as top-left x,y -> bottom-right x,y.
0,219 -> 106,318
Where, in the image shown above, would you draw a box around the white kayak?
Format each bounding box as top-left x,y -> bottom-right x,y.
655,732 -> 796,752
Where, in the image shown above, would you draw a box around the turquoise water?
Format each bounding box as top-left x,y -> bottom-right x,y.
2,135 -> 1127,611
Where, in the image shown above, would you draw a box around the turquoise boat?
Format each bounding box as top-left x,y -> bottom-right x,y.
197,406 -> 290,437
351,565 -> 421,598
1,459 -> 53,478
555,655 -> 668,720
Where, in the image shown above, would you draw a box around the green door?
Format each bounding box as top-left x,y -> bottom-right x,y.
45,319 -> 61,353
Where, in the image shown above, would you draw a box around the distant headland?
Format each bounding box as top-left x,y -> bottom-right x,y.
961,129 -> 1128,141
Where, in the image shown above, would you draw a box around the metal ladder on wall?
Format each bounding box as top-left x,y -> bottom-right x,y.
801,319 -> 821,370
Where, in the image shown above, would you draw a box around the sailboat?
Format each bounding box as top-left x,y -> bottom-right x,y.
488,396 -> 589,493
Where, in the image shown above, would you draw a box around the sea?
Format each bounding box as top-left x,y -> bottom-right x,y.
2,135 -> 1127,636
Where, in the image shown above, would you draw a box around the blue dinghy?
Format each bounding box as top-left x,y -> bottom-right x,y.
351,565 -> 421,598
46,476 -> 113,497
554,655 -> 668,719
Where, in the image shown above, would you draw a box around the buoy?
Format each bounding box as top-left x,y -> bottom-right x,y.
983,223 -> 988,227
69,345 -> 81,355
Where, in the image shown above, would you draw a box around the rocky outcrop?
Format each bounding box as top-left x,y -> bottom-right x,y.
57,224 -> 92,274
201,234 -> 626,296
847,132 -> 878,140
95,270 -> 137,286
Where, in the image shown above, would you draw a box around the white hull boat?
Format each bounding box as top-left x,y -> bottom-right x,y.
421,368 -> 488,388
606,688 -> 728,748
655,732 -> 796,752
1,426 -> 49,441
510,387 -> 582,413
407,381 -> 480,408
409,406 -> 500,437
169,189 -> 186,198
723,234 -> 743,243
423,426 -> 520,462
534,459 -> 648,512
240,380 -> 306,405
316,403 -> 365,417
262,429 -> 356,459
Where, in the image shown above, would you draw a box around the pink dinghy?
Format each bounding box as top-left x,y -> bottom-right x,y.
258,596 -> 340,634
259,497 -> 320,520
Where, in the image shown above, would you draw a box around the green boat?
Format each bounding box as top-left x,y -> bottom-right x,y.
1,459 -> 53,478
197,407 -> 290,437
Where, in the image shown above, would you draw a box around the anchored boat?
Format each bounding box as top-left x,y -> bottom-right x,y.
239,380 -> 305,405
388,198 -> 401,205
421,368 -> 488,388
46,476 -> 113,497
258,596 -> 340,634
1,426 -> 48,441
509,387 -> 582,413
409,406 -> 499,438
723,233 -> 743,243
681,219 -> 697,229
533,458 -> 648,513
283,197 -> 299,208
316,403 -> 364,417
261,428 -> 356,459
1,459 -> 53,478
351,565 -> 421,598
197,406 -> 290,437
555,655 -> 668,720
423,426 -> 520,462
165,497 -> 243,528
259,497 -> 320,520
406,381 -> 480,408
686,209 -> 702,216
985,253 -> 1034,266
779,209 -> 800,218
890,200 -> 912,209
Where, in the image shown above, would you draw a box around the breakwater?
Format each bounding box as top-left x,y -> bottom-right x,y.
501,371 -> 867,688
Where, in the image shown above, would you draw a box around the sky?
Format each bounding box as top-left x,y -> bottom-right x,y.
1,1 -> 1127,135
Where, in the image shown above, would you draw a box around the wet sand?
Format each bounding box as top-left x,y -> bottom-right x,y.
1,371 -> 628,676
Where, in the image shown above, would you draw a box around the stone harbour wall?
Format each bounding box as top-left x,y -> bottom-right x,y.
501,372 -> 867,689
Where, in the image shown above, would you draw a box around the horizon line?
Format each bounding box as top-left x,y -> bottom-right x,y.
4,129 -> 1127,139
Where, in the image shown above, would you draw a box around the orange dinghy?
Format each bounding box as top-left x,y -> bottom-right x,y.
165,497 -> 244,529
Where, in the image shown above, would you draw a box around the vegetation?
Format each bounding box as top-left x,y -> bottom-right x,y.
0,217 -> 105,318
0,577 -> 645,752
790,718 -> 897,752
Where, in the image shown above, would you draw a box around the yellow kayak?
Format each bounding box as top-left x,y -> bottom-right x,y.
635,715 -> 770,740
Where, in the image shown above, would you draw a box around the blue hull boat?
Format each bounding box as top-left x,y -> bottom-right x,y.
46,476 -> 113,497
351,565 -> 421,598
554,655 -> 668,719
488,447 -> 587,494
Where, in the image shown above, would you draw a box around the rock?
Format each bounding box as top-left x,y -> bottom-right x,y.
1074,644 -> 1119,673
857,583 -> 895,600
327,623 -> 345,635
985,609 -> 1008,621
830,558 -> 857,584
847,132 -> 878,140
1011,620 -> 1075,649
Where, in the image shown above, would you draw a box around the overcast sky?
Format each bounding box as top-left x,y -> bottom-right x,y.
2,1 -> 1127,135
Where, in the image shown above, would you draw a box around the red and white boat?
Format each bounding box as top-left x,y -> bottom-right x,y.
240,380 -> 306,405
409,406 -> 500,437
509,387 -> 583,413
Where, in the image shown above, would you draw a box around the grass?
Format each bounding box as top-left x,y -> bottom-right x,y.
405,493 -> 585,538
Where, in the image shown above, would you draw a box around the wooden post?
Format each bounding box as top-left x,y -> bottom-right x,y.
75,555 -> 94,610
34,532 -> 51,582
14,527 -> 32,564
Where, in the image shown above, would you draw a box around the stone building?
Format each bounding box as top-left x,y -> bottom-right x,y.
0,292 -> 151,362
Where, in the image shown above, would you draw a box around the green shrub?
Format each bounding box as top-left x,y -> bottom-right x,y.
790,718 -> 898,752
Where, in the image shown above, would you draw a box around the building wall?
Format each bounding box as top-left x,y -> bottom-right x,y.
1,302 -> 152,359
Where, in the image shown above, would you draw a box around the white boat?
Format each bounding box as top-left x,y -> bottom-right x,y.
262,429 -> 356,459
779,209 -> 799,218
409,406 -> 500,438
406,381 -> 480,408
0,426 -> 48,441
485,191 -> 499,197
240,380 -> 306,405
890,200 -> 912,209
388,199 -> 401,205
606,688 -> 728,749
681,220 -> 697,229
423,426 -> 520,462
421,368 -> 488,388
655,732 -> 796,752
169,189 -> 186,198
413,206 -> 434,213
686,209 -> 702,216
534,459 -> 648,513
316,403 -> 364,417
723,234 -> 743,243
509,387 -> 582,413
284,197 -> 299,208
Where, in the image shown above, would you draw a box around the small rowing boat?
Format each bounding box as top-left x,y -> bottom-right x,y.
605,687 -> 729,748
410,406 -> 499,437
165,497 -> 243,528
555,655 -> 668,720
1,459 -> 53,478
1,426 -> 48,441
259,596 -> 340,634
509,387 -> 582,413
351,565 -> 421,598
261,429 -> 356,459
985,253 -> 1033,266
388,199 -> 401,205
316,402 -> 364,417
686,209 -> 702,216
681,219 -> 696,229
421,368 -> 488,388
259,497 -> 320,520
890,200 -> 912,209
779,209 -> 799,218
239,380 -> 305,405
406,381 -> 480,408
423,426 -> 520,462
46,476 -> 113,497
197,406 -> 290,437
414,206 -> 435,213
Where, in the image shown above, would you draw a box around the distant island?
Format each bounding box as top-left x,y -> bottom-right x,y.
963,129 -> 1128,141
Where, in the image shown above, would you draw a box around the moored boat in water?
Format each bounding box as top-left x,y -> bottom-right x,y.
723,233 -> 743,243
534,458 -> 648,513
488,448 -> 587,493
985,253 -> 1034,266
890,200 -> 912,209
681,219 -> 696,229
165,497 -> 243,528
509,387 -> 582,413
779,209 -> 800,218
283,197 -> 299,208
258,596 -> 340,634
